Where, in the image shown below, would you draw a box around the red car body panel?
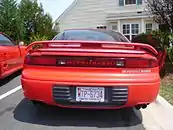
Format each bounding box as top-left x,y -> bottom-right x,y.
21,78 -> 160,109
0,32 -> 26,79
21,32 -> 162,109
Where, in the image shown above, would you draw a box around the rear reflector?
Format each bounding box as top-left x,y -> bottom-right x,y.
24,56 -> 158,68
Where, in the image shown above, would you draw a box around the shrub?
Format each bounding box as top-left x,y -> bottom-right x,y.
131,31 -> 167,75
131,32 -> 163,51
30,34 -> 49,43
151,30 -> 170,48
28,34 -> 49,49
168,47 -> 173,64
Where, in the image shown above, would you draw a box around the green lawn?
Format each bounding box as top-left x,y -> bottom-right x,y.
160,83 -> 173,105
159,63 -> 173,105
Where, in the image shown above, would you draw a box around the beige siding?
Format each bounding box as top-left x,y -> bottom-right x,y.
57,0 -> 145,31
144,20 -> 158,31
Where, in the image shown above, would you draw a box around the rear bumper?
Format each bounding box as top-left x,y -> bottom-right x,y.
21,77 -> 160,109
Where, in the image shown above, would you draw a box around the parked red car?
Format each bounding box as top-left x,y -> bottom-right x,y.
21,29 -> 162,110
0,32 -> 26,80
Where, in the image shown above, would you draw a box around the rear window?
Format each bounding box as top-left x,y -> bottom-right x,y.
53,30 -> 129,42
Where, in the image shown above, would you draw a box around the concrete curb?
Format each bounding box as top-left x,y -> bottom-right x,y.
156,95 -> 173,110
140,95 -> 173,130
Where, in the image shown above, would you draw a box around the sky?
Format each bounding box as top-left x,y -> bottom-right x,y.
17,0 -> 75,22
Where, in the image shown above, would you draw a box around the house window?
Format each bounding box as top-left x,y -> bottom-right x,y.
131,24 -> 139,39
97,25 -> 107,29
125,0 -> 136,5
146,23 -> 152,33
123,24 -> 130,40
119,0 -> 142,6
123,23 -> 139,40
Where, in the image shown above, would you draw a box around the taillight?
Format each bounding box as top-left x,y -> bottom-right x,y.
24,55 -> 56,66
125,59 -> 158,68
24,55 -> 158,68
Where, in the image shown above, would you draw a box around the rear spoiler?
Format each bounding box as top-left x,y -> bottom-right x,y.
26,40 -> 158,56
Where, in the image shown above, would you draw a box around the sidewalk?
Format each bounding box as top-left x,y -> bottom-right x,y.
136,96 -> 173,130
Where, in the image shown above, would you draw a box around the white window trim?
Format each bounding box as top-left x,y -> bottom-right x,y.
131,24 -> 140,35
123,24 -> 130,35
145,23 -> 153,33
122,23 -> 140,40
124,0 -> 137,6
123,24 -> 131,40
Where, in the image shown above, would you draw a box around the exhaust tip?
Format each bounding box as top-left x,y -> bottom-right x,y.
135,104 -> 148,110
142,104 -> 147,109
135,105 -> 141,110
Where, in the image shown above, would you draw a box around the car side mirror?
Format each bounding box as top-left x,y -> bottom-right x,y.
19,41 -> 24,46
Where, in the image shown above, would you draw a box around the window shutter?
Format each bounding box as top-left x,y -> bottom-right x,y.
137,0 -> 142,5
119,0 -> 124,6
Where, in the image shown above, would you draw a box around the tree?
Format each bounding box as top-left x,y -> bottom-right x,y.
0,0 -> 56,44
35,13 -> 57,39
19,0 -> 56,44
0,0 -> 25,42
146,0 -> 173,32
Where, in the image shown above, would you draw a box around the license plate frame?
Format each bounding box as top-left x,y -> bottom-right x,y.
76,87 -> 105,102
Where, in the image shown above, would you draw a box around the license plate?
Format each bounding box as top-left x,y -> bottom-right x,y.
76,87 -> 105,102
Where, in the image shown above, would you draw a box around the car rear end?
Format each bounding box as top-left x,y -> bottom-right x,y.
21,39 -> 160,110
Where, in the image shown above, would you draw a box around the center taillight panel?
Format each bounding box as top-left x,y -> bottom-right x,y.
55,56 -> 157,68
56,57 -> 125,68
25,55 -> 158,68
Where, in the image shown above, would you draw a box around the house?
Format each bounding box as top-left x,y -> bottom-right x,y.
54,0 -> 158,40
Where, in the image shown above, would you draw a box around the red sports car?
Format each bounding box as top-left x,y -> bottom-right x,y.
21,29 -> 162,110
0,32 -> 26,80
